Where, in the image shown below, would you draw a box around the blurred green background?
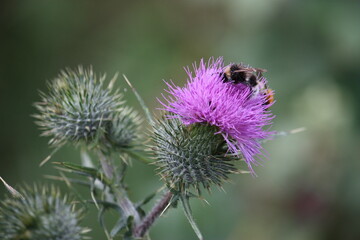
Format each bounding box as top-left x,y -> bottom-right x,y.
1,0 -> 360,239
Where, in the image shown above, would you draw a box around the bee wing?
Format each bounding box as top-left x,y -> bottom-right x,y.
233,67 -> 267,73
233,68 -> 254,73
254,68 -> 267,73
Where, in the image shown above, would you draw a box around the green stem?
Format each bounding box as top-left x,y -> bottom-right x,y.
98,151 -> 141,225
112,186 -> 141,224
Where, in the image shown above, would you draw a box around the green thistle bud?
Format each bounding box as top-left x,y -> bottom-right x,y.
34,67 -> 123,147
0,185 -> 88,240
153,117 -> 238,194
102,106 -> 142,151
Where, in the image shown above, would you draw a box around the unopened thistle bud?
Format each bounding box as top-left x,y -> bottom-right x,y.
102,106 -> 142,151
153,117 -> 238,193
34,67 -> 123,147
0,185 -> 88,240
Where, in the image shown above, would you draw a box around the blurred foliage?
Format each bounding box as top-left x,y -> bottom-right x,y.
1,0 -> 360,239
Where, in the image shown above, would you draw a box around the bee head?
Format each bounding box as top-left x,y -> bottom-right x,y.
248,75 -> 258,87
230,64 -> 247,84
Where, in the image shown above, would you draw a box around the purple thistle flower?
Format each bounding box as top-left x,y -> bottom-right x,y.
159,57 -> 275,174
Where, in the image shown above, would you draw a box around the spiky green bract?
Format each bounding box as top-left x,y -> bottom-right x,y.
153,117 -> 238,194
0,185 -> 88,240
34,67 -> 123,147
102,106 -> 142,151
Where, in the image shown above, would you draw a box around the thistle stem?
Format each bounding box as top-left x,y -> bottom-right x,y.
97,151 -> 141,225
133,191 -> 173,238
112,186 -> 141,224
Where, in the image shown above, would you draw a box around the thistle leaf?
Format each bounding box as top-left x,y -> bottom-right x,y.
123,74 -> 153,125
180,194 -> 204,240
53,161 -> 112,185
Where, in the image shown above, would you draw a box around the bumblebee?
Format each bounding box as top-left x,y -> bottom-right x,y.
222,63 -> 274,106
